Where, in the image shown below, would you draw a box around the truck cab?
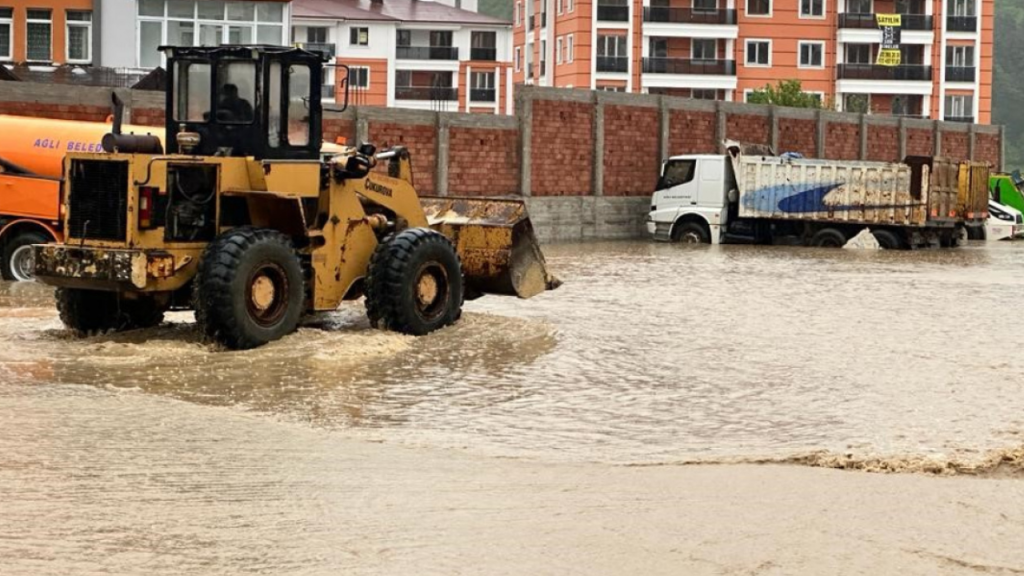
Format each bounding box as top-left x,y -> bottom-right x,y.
647,154 -> 731,244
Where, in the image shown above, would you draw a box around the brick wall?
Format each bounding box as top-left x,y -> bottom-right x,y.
368,121 -> 438,195
0,102 -> 110,122
976,133 -> 1001,168
941,131 -> 969,162
825,122 -> 860,160
448,127 -> 519,196
906,128 -> 934,157
867,124 -> 900,162
726,114 -> 770,147
668,110 -> 716,155
603,105 -> 659,196
778,118 -> 817,158
322,118 -> 355,145
529,99 -> 593,196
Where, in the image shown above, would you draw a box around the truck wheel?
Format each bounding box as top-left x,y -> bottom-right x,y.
872,229 -> 904,250
2,230 -> 49,282
672,221 -> 710,244
56,289 -> 165,334
365,228 -> 463,335
966,225 -> 985,241
810,228 -> 847,248
194,227 -> 305,350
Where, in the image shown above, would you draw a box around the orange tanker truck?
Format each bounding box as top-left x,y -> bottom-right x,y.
0,114 -> 163,280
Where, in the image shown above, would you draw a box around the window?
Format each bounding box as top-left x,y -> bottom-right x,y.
471,71 -> 496,102
215,60 -> 256,123
597,34 -> 626,57
556,37 -> 563,64
799,42 -> 824,68
692,89 -> 718,100
946,45 -> 974,67
471,31 -> 496,59
515,46 -> 521,71
844,93 -> 869,113
307,27 -> 328,43
397,29 -> 411,46
745,39 -> 770,66
26,9 -> 51,62
348,66 -> 369,88
747,0 -> 770,16
567,0 -> 574,12
66,10 -> 91,63
800,0 -> 823,18
174,61 -> 211,122
567,34 -> 574,62
0,7 -> 11,60
945,95 -> 974,118
557,0 -> 563,14
516,1 -> 521,25
288,65 -> 311,146
846,43 -> 871,64
659,159 -> 696,189
650,37 -> 667,58
949,0 -> 975,16
848,0 -> 871,12
349,26 -> 368,46
692,39 -> 717,61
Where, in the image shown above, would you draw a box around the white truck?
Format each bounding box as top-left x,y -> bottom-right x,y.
646,144 -> 989,249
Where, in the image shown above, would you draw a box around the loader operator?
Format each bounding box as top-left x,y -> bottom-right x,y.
216,83 -> 254,123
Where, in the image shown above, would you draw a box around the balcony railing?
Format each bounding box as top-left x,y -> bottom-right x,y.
947,15 -> 977,32
945,115 -> 975,124
396,46 -> 459,60
837,63 -> 932,81
642,57 -> 737,76
945,66 -> 976,82
470,88 -> 496,103
837,13 -> 933,30
596,56 -> 629,73
642,7 -> 737,24
471,47 -> 497,61
597,3 -> 629,21
298,42 -> 336,58
395,86 -> 458,101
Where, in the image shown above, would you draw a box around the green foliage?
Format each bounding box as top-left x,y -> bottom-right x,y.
995,2 -> 1024,169
478,0 -> 513,20
746,80 -> 824,109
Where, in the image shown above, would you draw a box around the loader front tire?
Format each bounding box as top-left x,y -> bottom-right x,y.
56,288 -> 165,334
194,227 -> 304,350
365,228 -> 463,335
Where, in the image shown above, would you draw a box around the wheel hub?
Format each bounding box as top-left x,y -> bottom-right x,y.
416,274 -> 439,307
10,245 -> 35,282
250,275 -> 276,312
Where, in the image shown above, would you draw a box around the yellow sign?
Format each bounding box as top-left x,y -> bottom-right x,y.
876,14 -> 902,27
877,49 -> 902,66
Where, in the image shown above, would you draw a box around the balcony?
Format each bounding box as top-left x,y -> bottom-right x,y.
471,47 -> 497,61
643,7 -> 736,24
945,66 -> 976,83
597,2 -> 629,22
837,13 -> 933,30
298,42 -> 336,58
945,115 -> 975,123
596,56 -> 629,73
395,86 -> 459,101
947,15 -> 977,32
642,57 -> 737,76
470,88 -> 496,103
396,46 -> 459,60
837,63 -> 932,81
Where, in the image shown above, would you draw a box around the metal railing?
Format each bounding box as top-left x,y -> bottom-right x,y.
837,13 -> 932,30
642,7 -> 736,24
947,15 -> 977,32
596,56 -> 629,73
471,47 -> 497,61
837,63 -> 932,81
394,86 -> 458,101
396,46 -> 459,60
944,115 -> 975,124
597,3 -> 629,21
642,57 -> 737,76
298,42 -> 336,58
470,88 -> 496,102
945,66 -> 976,82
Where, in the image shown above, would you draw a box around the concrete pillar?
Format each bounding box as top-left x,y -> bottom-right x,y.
355,107 -> 369,145
658,96 -> 670,163
715,100 -> 726,153
967,124 -> 976,162
518,95 -> 532,197
933,120 -> 942,157
114,88 -> 133,124
898,117 -> 907,161
859,114 -> 868,160
815,110 -> 826,159
999,124 -> 1006,170
436,115 -> 450,197
593,94 -> 605,197
768,105 -> 779,154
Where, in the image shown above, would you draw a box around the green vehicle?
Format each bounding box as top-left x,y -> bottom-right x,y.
991,171 -> 1024,212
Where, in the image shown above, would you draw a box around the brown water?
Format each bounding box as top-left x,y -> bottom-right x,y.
4,241 -> 1024,574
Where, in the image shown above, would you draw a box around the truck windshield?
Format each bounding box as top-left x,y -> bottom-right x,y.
659,159 -> 696,190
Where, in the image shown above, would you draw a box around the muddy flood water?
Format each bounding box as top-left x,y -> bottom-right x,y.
4,240 -> 1024,574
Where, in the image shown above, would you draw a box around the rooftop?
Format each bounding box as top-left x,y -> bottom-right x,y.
293,0 -> 511,25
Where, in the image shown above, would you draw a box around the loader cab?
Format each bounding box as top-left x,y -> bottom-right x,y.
161,45 -> 327,160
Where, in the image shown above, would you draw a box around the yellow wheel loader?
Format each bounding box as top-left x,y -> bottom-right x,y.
33,45 -> 559,349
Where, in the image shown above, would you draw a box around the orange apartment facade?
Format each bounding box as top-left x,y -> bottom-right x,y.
0,0 -> 94,64
513,0 -> 994,124
292,0 -> 513,115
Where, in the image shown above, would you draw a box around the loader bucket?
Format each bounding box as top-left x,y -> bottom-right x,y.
421,197 -> 561,300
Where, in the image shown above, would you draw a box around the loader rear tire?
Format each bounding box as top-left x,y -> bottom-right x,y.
56,288 -> 165,334
193,227 -> 304,350
365,228 -> 463,335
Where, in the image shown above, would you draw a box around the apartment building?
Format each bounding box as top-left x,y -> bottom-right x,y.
292,0 -> 513,114
0,0 -> 94,65
513,0 -> 993,123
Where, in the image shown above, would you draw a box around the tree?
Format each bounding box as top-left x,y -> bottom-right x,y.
746,80 -> 824,109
